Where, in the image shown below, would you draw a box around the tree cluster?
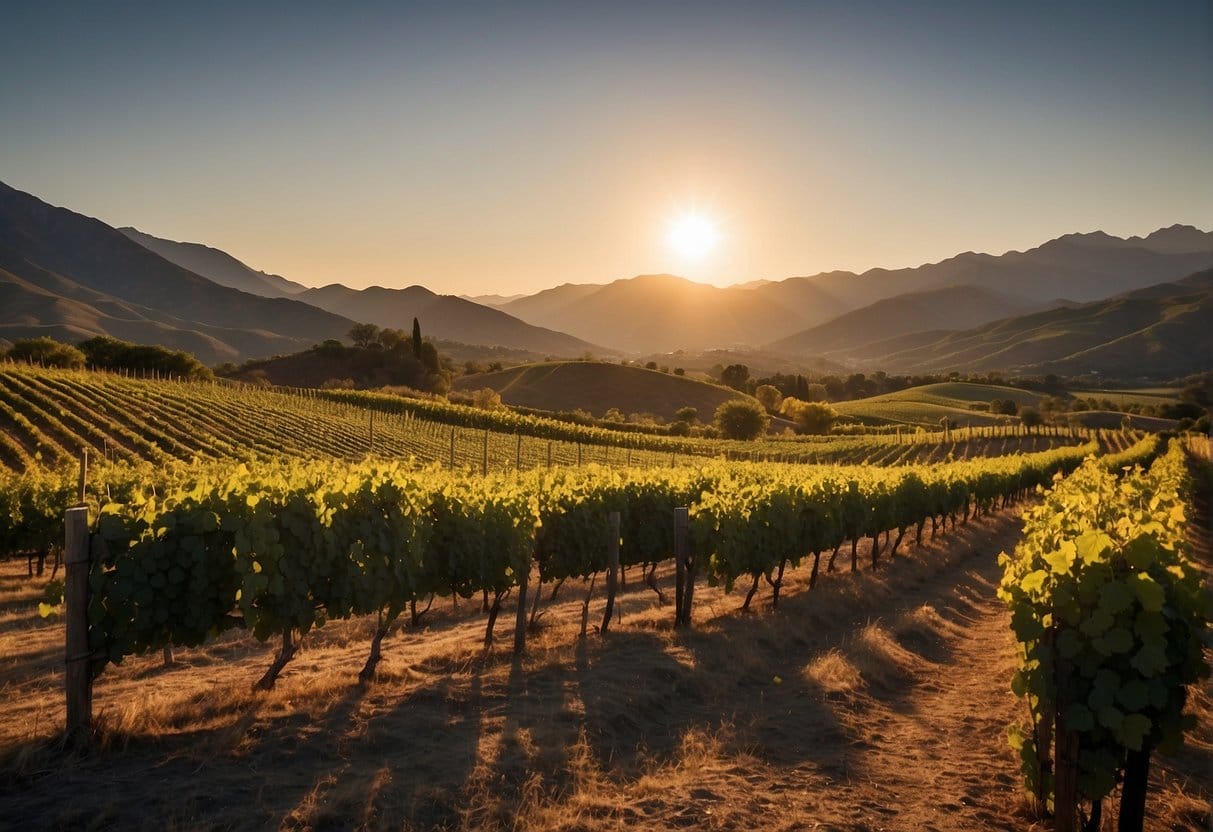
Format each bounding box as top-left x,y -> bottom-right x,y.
78,336 -> 212,379
312,320 -> 450,393
2,337 -> 86,369
1,335 -> 212,379
778,398 -> 837,435
713,399 -> 769,440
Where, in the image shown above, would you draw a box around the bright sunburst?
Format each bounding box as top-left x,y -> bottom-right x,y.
667,212 -> 721,261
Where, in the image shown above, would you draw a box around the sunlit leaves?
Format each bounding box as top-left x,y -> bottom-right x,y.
999,442 -> 1210,809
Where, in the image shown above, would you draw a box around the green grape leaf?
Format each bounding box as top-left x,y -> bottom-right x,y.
1131,573 -> 1165,612
1079,608 -> 1114,638
1097,581 -> 1134,616
1130,643 -> 1169,677
1118,713 -> 1153,751
1123,534 -> 1159,570
1097,705 -> 1123,732
1095,626 -> 1133,656
1074,531 -> 1113,564
1088,669 -> 1120,711
1116,679 -> 1149,712
1134,609 -> 1168,640
1011,606 -> 1045,641
1020,569 -> 1049,595
1011,670 -> 1029,697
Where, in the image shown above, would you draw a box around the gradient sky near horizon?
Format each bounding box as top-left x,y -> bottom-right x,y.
1,1 -> 1210,294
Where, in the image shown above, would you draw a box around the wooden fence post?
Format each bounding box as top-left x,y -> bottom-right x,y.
64,505 -> 91,739
673,507 -> 689,628
600,512 -> 621,634
1054,655 -> 1079,832
682,514 -> 697,627
513,557 -> 530,656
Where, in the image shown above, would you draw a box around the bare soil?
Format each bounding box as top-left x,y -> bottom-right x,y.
0,504 -> 1208,832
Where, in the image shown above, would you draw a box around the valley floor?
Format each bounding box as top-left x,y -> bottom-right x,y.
0,504 -> 1209,831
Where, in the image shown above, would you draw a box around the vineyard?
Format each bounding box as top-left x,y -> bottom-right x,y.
0,364 -> 1207,831
0,364 -> 1107,476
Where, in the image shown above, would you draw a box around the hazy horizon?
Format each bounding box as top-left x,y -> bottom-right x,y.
117,217 -> 1213,297
2,1 -> 1210,295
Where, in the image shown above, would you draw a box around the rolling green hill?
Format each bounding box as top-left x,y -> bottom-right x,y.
452,360 -> 752,421
833,382 -> 1045,427
829,270 -> 1213,378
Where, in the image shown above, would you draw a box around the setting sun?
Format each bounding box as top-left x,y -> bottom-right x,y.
667,212 -> 721,261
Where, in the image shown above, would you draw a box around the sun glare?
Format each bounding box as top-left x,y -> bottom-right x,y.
667,212 -> 721,261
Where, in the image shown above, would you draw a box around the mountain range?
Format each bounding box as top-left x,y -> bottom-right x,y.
0,182 -> 602,362
121,225 -> 599,356
0,181 -> 353,364
0,179 -> 1209,379
493,226 -> 1213,354
295,283 -> 600,357
828,269 -> 1213,378
118,227 -> 308,299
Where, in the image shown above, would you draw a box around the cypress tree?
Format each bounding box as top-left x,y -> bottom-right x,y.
412,317 -> 423,359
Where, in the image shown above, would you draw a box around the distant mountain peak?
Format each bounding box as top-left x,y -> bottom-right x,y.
1051,229 -> 1122,247
118,225 -> 308,298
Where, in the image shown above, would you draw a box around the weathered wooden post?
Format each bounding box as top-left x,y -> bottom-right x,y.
482,429 -> 489,475
1054,656 -> 1079,832
600,512 -> 621,634
681,513 -> 697,627
449,426 -> 457,469
64,504 -> 91,738
513,558 -> 530,656
673,507 -> 689,628
515,433 -> 522,470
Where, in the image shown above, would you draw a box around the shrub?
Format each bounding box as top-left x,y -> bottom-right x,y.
714,399 -> 769,440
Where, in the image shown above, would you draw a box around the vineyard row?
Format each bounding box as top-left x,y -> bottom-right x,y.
49,437 -> 1164,710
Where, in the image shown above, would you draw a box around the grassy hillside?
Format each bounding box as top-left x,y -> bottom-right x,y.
834,383 -> 1044,427
837,270 -> 1213,378
452,360 -> 751,420
768,285 -> 1039,357
833,382 -> 1187,430
883,382 -> 1045,407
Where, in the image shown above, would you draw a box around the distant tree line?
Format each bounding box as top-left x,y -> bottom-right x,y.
0,335 -> 212,379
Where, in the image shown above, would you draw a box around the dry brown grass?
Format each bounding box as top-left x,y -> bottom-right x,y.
0,503 -> 1208,832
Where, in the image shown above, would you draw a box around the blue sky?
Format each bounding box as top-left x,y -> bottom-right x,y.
1,1 -> 1209,292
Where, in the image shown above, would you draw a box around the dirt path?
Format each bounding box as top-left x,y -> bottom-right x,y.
813,538 -> 1028,832
527,510 -> 1038,832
